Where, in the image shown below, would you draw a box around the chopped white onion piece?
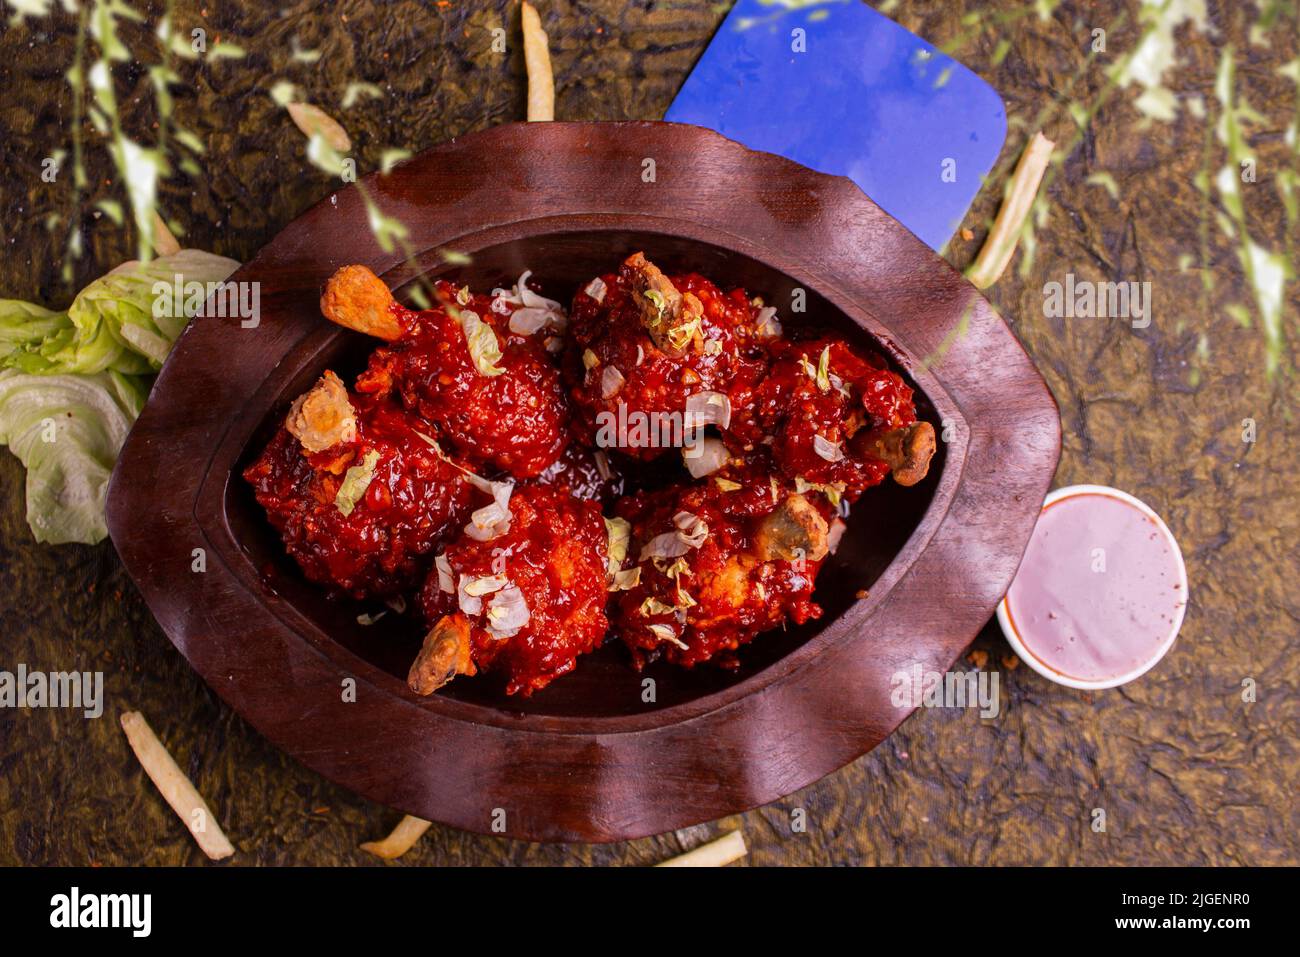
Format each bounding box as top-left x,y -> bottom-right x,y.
508,305 -> 553,335
684,391 -> 732,430
462,574 -> 509,597
456,576 -> 483,616
635,344 -> 644,367
385,595 -> 408,614
813,434 -> 844,462
584,277 -> 608,303
828,517 -> 847,555
435,554 -> 455,594
594,450 -> 613,481
464,482 -> 514,541
683,436 -> 729,478
605,515 -> 631,577
490,270 -> 567,329
601,364 -> 625,399
755,306 -> 782,339
673,511 -> 709,548
639,531 -> 692,561
515,270 -> 563,313
485,584 -> 529,639
647,623 -> 688,650
609,566 -> 641,591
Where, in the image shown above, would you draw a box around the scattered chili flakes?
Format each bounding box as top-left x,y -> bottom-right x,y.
968,648 -> 989,670
855,588 -> 870,600
961,227 -> 975,241
1001,654 -> 1020,671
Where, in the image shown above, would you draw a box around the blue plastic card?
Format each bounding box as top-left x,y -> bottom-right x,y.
666,1 -> 1006,251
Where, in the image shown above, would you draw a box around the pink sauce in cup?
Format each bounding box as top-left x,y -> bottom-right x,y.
998,486 -> 1188,688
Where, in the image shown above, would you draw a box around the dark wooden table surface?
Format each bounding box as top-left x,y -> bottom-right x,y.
1,0 -> 1296,866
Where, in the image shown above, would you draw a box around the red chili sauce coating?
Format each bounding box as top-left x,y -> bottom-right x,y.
247,262 -> 927,695
731,336 -> 918,502
611,474 -> 827,669
535,437 -> 624,505
355,280 -> 567,479
243,397 -> 475,600
419,483 -> 609,696
565,267 -> 769,461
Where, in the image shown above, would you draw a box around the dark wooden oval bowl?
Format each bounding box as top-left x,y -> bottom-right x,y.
106,121 -> 1060,843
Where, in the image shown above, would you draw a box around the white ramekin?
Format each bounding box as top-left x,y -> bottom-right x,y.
995,484 -> 1188,690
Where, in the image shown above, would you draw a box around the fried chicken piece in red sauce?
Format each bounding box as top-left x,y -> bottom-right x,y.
243,372 -> 476,600
417,483 -> 610,696
565,252 -> 769,462
609,472 -> 832,669
321,265 -> 569,479
730,335 -> 935,502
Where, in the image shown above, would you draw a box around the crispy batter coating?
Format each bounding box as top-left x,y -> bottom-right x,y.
250,258 -> 938,692
731,335 -> 925,501
611,473 -> 827,669
418,484 -> 609,696
244,388 -> 475,599
355,279 -> 568,478
566,254 -> 768,462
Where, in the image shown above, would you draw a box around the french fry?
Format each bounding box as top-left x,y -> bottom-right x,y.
966,131 -> 1055,289
119,710 -> 235,861
286,101 -> 352,152
655,829 -> 747,867
151,210 -> 181,257
360,814 -> 432,860
521,2 -> 554,122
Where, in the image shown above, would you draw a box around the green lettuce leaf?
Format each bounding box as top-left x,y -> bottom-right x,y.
0,248 -> 240,544
3,249 -> 239,376
0,368 -> 146,544
0,299 -> 72,355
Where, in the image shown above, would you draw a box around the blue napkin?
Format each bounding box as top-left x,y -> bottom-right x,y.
666,1 -> 1006,252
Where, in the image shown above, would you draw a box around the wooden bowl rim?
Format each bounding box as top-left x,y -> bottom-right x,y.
106,121 -> 1061,842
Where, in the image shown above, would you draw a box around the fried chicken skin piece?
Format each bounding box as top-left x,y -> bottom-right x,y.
408,613 -> 477,695
610,472 -> 829,669
285,370 -> 357,452
861,420 -> 936,487
244,378 -> 476,600
320,265 -> 404,341
417,483 -> 610,696
322,265 -> 569,479
730,335 -> 934,501
565,252 -> 769,461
